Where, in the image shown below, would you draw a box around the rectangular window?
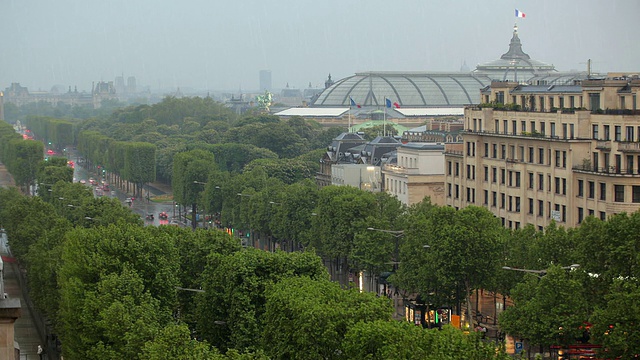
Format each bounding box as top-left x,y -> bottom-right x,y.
570,96 -> 575,108
551,123 -> 556,137
562,124 -> 568,139
615,185 -> 625,202
528,198 -> 534,214
578,180 -> 584,197
528,172 -> 534,189
484,143 -> 489,157
521,121 -> 526,132
570,124 -> 575,139
508,196 -> 512,211
530,121 -> 536,133
538,173 -> 544,191
500,193 -> 505,209
447,183 -> 452,197
492,167 -> 497,183
604,125 -> 610,140
578,207 -> 584,224
503,120 -> 508,133
562,178 -> 567,195
483,190 -> 488,205
600,183 -> 606,201
555,150 -> 561,167
615,126 -> 622,141
492,144 -> 497,158
515,172 -> 521,188
589,93 -> 601,111
519,146 -> 525,161
501,145 -> 506,160
555,177 -> 560,194
592,124 -> 599,140
512,120 -> 517,135
588,181 -> 595,199
528,147 -> 534,163
508,171 -> 513,187
500,168 -> 506,185
515,197 -> 521,212
540,122 -> 546,135
600,211 -> 606,221
492,191 -> 497,207
538,148 -> 545,164
495,119 -> 499,134
484,166 -> 489,181
447,161 -> 452,175
455,184 -> 459,199
538,200 -> 544,216
633,186 -> 640,203
455,162 -> 459,176
562,151 -> 567,168
627,126 -> 635,142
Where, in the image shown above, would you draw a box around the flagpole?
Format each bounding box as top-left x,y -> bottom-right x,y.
383,97 -> 387,137
348,105 -> 351,133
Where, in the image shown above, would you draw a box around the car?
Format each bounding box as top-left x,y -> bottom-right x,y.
159,212 -> 168,220
145,214 -> 154,220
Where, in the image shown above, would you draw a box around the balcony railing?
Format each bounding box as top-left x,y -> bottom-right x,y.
463,129 -> 571,141
618,142 -> 640,153
572,165 -> 640,176
595,140 -> 611,150
444,150 -> 463,156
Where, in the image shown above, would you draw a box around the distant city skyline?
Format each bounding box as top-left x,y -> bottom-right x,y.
1,0 -> 638,93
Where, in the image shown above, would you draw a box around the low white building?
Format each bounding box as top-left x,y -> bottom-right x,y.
382,143 -> 446,206
331,164 -> 382,192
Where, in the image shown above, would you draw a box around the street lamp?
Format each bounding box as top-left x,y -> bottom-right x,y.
502,264 -> 580,277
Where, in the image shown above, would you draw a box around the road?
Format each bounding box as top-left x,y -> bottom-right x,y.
70,156 -> 179,227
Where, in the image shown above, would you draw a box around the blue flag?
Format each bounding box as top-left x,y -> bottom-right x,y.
385,98 -> 392,108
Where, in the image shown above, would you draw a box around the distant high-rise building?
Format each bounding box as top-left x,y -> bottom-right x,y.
114,76 -> 125,94
259,70 -> 272,91
127,76 -> 137,93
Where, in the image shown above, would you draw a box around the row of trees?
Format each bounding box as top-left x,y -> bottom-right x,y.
24,116 -> 75,152
0,178 -> 507,359
0,120 -> 44,193
176,159 -> 640,358
76,130 -> 156,198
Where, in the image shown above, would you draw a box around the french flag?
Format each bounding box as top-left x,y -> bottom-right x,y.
515,9 -> 525,18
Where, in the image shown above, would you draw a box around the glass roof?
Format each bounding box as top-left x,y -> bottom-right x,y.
313,72 -> 491,107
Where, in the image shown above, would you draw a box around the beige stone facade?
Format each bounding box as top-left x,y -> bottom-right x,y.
383,143 -> 446,206
446,75 -> 640,229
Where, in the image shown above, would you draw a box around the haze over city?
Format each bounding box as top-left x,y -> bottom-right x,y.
1,0 -> 638,93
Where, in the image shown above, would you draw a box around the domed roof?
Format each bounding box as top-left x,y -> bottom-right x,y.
312,71 -> 491,107
473,24 -> 556,82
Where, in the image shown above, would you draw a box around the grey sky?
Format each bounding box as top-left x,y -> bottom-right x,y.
1,0 -> 638,93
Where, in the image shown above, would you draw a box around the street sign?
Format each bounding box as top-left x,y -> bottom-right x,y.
551,210 -> 561,222
515,341 -> 523,354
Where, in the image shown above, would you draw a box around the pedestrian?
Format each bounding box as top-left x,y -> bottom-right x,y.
37,344 -> 43,360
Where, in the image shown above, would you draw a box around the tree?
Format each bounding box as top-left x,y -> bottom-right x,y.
196,250 -> 328,352
343,320 -> 510,360
590,280 -> 640,359
499,266 -> 590,354
262,276 -> 392,360
57,224 -> 181,358
141,323 -> 219,360
172,150 -> 215,230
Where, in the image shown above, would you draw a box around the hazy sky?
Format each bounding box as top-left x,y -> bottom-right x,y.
1,0 -> 638,93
